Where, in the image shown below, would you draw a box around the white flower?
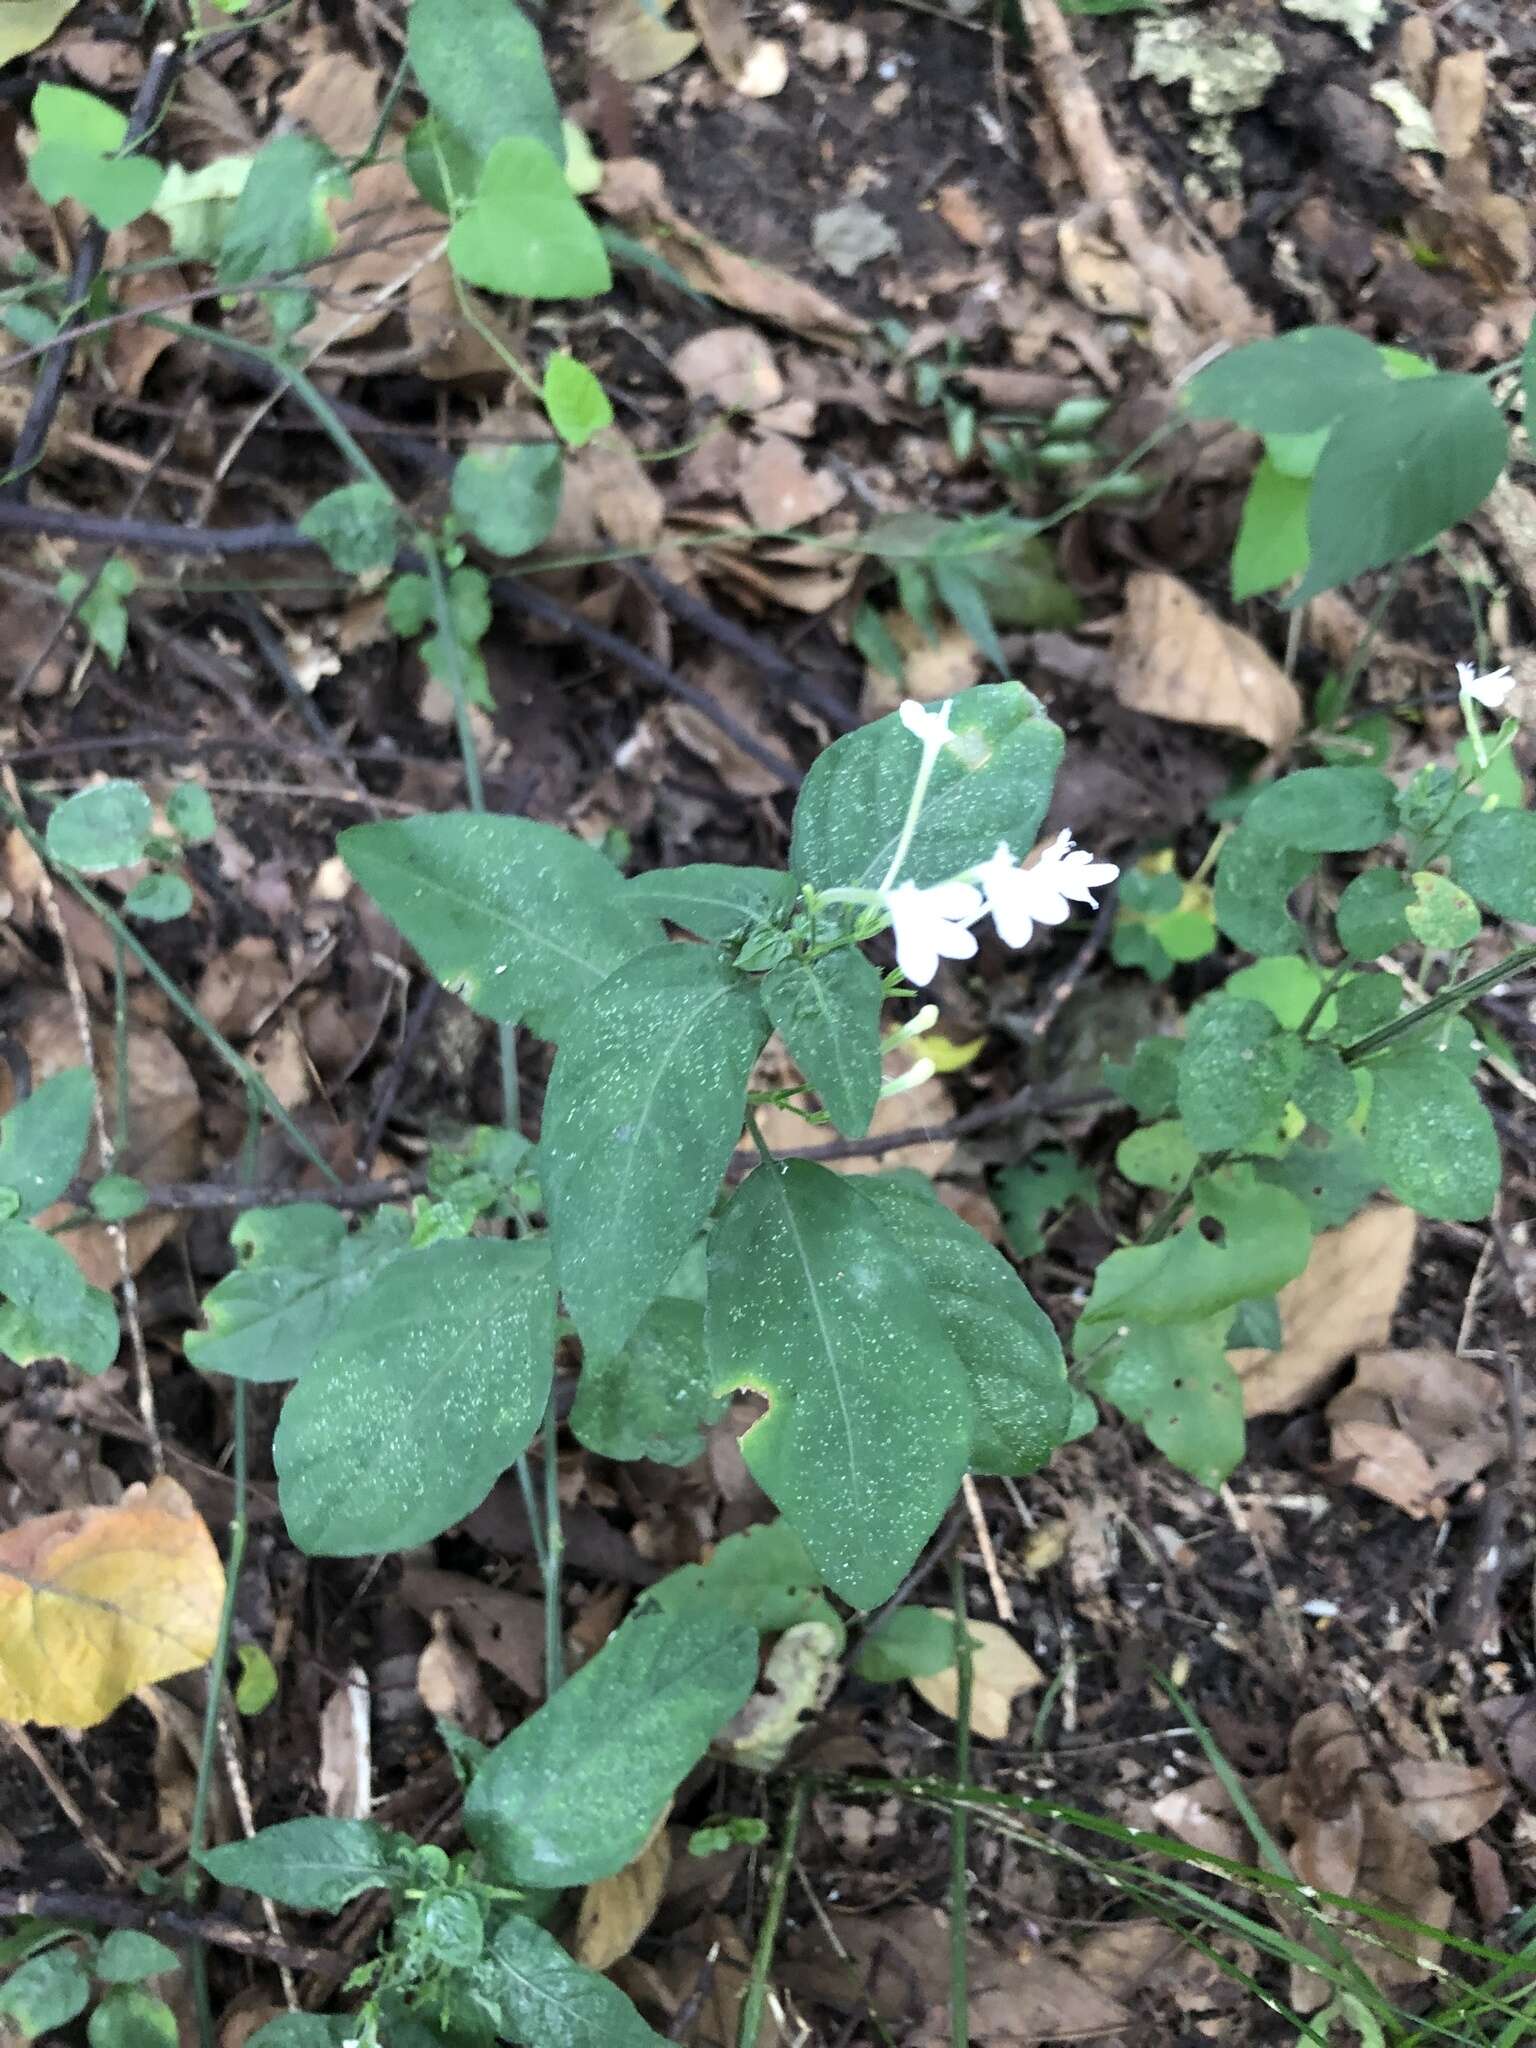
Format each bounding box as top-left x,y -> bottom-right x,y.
882,878 -> 982,988
897,697 -> 954,750
972,833 -> 1119,949
1456,660 -> 1515,710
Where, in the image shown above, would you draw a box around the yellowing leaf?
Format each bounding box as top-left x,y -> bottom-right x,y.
911,1608 -> 1043,1741
574,1814 -> 672,1970
907,1031 -> 985,1074
0,0 -> 79,66
0,1478 -> 225,1727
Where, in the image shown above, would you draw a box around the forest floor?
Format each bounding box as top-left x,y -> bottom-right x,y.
1,0 -> 1535,2042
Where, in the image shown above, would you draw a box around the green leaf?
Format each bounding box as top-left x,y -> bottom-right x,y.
297,482 -> 402,575
1296,374 -> 1508,601
1362,1049 -> 1499,1221
386,572 -> 433,638
1333,971 -> 1402,1039
542,945 -> 767,1359
464,1607 -> 757,1886
1523,313 -> 1536,451
88,1990 -> 178,2048
648,1520 -> 840,1642
1178,997 -> 1303,1152
1292,1045 -> 1358,1130
1213,827 -> 1314,955
570,1297 -> 726,1467
1078,1167 -> 1312,1329
1085,1318 -> 1243,1489
185,1204 -> 412,1383
1448,807 -> 1536,923
46,779 -> 152,872
245,2020 -> 349,2048
90,1175 -> 148,1225
124,873 -> 192,922
0,1067 -> 93,1218
543,352 -> 613,447
707,1161 -> 971,1607
234,1641 -> 279,1715
479,1912 -> 667,2048
94,1932 -> 179,1985
1185,327 -> 1388,433
166,782 -> 216,842
1102,1039 -> 1182,1119
1405,870 -> 1481,950
450,139 -> 611,300
407,0 -> 563,168
32,82 -> 126,151
790,681 -> 1063,893
218,132 -> 347,342
1225,956 -> 1336,1033
1228,1296 -> 1282,1349
340,814 -> 661,1041
0,1221 -> 117,1373
274,1236 -> 554,1554
403,112 -> 480,213
1336,867 -> 1414,958
855,1606 -> 970,1683
0,1947 -> 91,2037
1231,456 -> 1311,599
626,865 -> 797,942
854,1173 -> 1071,1477
762,949 -> 883,1137
30,143 -> 163,229
1245,767 -> 1398,852
151,154 -> 252,261
1116,1120 -> 1199,1192
449,443 -> 563,558
199,1817 -> 401,1911
993,1146 -> 1095,1256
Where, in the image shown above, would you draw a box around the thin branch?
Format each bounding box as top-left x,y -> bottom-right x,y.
0,1884 -> 326,1973
1,42 -> 181,503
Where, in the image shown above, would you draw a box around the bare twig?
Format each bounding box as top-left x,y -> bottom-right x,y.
961,1475 -> 1014,1624
0,1883 -> 326,1971
2,1730 -> 128,1881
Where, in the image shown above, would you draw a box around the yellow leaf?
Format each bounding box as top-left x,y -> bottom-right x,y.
575,1815 -> 672,1971
911,1609 -> 1043,1741
907,1031 -> 986,1074
0,0 -> 80,66
0,1477 -> 225,1727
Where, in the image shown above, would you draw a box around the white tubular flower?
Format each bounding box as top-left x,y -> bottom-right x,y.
897,697 -> 955,752
879,1056 -> 937,1100
882,878 -> 982,988
973,834 -> 1119,950
1456,660 -> 1515,710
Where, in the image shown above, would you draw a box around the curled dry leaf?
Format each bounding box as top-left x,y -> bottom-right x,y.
737,433 -> 845,530
660,660 -> 791,798
597,158 -> 867,349
1389,1758 -> 1505,1846
575,1816 -> 672,1971
1058,218 -> 1145,316
1112,571 -> 1303,750
910,1609 -> 1043,1741
671,326 -> 784,412
1151,1774 -> 1248,1861
319,1664 -> 372,1820
719,1620 -> 841,1769
1231,1204 -> 1417,1417
936,185 -> 999,250
0,1477 -> 224,1726
684,0 -> 787,96
399,1563 -> 544,1697
590,0 -> 698,82
1326,1347 -> 1517,1518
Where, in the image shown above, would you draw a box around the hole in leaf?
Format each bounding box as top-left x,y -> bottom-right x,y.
1198,1215 -> 1226,1245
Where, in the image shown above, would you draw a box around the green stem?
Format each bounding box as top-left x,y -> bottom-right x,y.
421,539 -> 485,811
1341,941 -> 1536,1065
0,794 -> 337,1183
542,1385 -> 564,1697
1296,960 -> 1351,1043
738,1781 -> 807,2048
112,931 -> 130,1155
948,1550 -> 973,2048
1327,563 -> 1403,727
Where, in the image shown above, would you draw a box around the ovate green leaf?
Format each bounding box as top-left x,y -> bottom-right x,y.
450,139 -> 611,301
1078,1167 -> 1312,1329
479,1912 -> 667,2048
407,0 -> 563,168
1336,867 -> 1414,958
542,946 -> 767,1358
762,949 -> 883,1137
1178,997 -> 1303,1152
543,352 -> 613,448
1448,807 -> 1536,924
1213,827 -> 1314,954
298,482 -> 403,575
1185,327 -> 1388,434
1244,767 -> 1398,852
449,443 -> 563,558
1362,1049 -> 1499,1220
274,1237 -> 554,1554
1085,1318 -> 1244,1489
198,1817 -> 401,1910
707,1161 -> 972,1607
0,1222 -> 117,1373
569,1297 -> 726,1466
45,779 -> 151,872
0,1067 -> 94,1218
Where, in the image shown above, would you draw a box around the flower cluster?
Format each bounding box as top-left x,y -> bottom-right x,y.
1457,661 -> 1515,711
880,700 -> 1119,989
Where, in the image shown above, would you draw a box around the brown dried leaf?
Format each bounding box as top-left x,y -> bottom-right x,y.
399,1564 -> 543,1697
1326,1347 -> 1514,1516
1325,1419 -> 1437,1518
684,0 -> 786,95
860,611 -> 982,719
1058,218 -> 1145,316
672,326 -> 784,412
737,433 -> 844,529
1231,1205 -> 1417,1417
1390,1758 -> 1505,1845
590,0 -> 698,82
911,1610 -> 1043,1741
1432,49 -> 1486,159
1150,1775 -> 1247,1862
575,1819 -> 673,1970
935,184 -> 999,250
660,662 -> 790,797
932,1944 -> 1131,2044
417,1612 -> 501,1741
1112,572 -> 1303,749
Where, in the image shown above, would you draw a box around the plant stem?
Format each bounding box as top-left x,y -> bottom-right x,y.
542,1386 -> 564,1697
948,1549 -> 973,2048
112,932 -> 130,1154
421,538 -> 486,811
1341,941 -> 1536,1065
1329,563 -> 1403,725
738,1781 -> 807,2048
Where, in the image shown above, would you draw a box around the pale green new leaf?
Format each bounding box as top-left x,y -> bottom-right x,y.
480,1912 -> 667,2048
340,814 -> 661,1041
763,948 -> 883,1137
707,1161 -> 972,1607
185,1204 -> 412,1383
274,1238 -> 553,1555
450,139 -> 611,301
0,1067 -> 94,1218
0,1222 -> 117,1373
853,1172 -> 1071,1476
463,1607 -> 757,1886
543,353 -> 613,447
1078,1168 -> 1312,1330
789,681 -> 1063,893
542,945 -> 767,1359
